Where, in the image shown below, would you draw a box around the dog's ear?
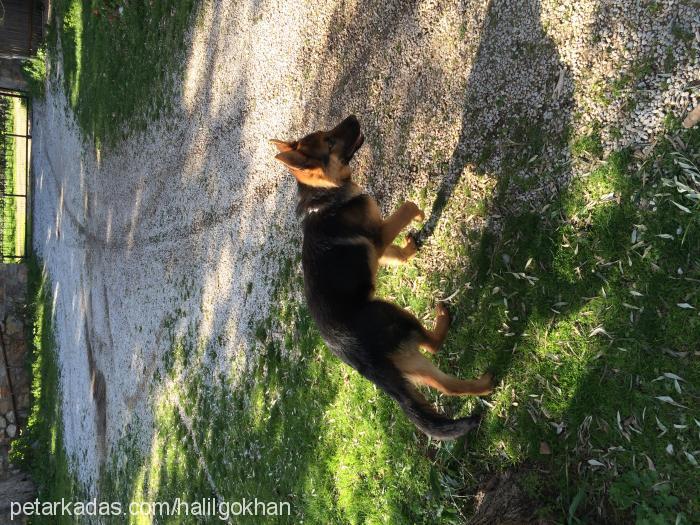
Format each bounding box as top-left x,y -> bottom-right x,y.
275,150 -> 336,188
269,139 -> 295,153
274,150 -> 317,170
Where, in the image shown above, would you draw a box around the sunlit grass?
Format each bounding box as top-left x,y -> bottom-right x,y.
1,99 -> 16,259
51,0 -> 199,146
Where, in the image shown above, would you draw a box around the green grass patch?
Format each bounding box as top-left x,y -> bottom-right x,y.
10,257 -> 80,523
22,47 -> 48,100
95,126 -> 700,523
571,129 -> 603,159
51,0 -> 199,146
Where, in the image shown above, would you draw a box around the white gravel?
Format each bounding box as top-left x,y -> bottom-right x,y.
31,0 -> 699,490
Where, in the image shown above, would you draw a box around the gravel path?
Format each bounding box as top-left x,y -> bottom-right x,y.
32,0 -> 699,488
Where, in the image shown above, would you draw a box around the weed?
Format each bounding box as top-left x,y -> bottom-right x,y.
22,48 -> 47,99
609,471 -> 686,524
572,130 -> 603,158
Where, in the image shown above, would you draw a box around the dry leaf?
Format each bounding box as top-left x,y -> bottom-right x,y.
671,201 -> 692,213
655,396 -> 687,409
589,326 -> 612,338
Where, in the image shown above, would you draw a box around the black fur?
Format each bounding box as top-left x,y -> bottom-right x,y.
298,181 -> 479,439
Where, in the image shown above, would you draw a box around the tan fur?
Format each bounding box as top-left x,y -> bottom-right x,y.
420,303 -> 451,354
391,345 -> 493,396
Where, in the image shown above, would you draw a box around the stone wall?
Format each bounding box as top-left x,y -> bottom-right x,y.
0,263 -> 34,521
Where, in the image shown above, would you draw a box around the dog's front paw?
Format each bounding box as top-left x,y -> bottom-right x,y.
403,235 -> 419,258
405,201 -> 425,222
435,303 -> 451,326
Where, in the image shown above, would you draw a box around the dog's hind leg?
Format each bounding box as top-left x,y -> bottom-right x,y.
418,303 -> 451,354
390,346 -> 493,396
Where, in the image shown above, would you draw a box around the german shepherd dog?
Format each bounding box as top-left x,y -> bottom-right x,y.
271,115 -> 494,440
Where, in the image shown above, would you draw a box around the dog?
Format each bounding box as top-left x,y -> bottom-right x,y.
271,115 -> 493,439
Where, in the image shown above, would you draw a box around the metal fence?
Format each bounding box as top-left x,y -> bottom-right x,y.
0,89 -> 30,261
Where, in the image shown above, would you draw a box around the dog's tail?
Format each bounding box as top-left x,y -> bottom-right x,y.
384,379 -> 481,440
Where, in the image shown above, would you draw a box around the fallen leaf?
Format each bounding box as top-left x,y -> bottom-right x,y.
671,201 -> 692,213
645,454 -> 656,471
589,326 -> 612,338
655,396 -> 688,409
663,373 -> 686,382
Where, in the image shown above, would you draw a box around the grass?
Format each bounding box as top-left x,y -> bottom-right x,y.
22,47 -> 48,100
2,104 -> 16,259
10,257 -> 80,524
571,129 -> 603,159
83,124 -> 700,524
50,0 -> 199,147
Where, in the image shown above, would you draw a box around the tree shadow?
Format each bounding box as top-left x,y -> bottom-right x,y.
416,0 -> 572,245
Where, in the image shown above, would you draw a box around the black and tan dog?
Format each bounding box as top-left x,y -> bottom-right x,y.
271,115 -> 493,439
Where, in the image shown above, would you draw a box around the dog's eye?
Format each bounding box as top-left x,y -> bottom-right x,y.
327,138 -> 336,149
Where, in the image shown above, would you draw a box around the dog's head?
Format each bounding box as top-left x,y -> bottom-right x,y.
270,115 -> 365,188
